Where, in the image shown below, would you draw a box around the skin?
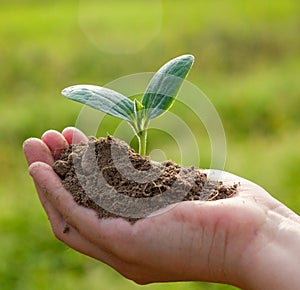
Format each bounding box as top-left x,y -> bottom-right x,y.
23,127 -> 300,289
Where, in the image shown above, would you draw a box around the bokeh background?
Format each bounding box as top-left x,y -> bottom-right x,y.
1,0 -> 300,289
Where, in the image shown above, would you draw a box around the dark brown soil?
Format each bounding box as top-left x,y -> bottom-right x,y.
53,136 -> 237,222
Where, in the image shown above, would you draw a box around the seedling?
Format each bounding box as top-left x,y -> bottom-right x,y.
62,54 -> 194,155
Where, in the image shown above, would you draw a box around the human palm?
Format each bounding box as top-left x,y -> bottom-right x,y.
23,127 -> 300,289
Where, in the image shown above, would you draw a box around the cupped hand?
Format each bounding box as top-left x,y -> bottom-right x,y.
23,127 -> 300,289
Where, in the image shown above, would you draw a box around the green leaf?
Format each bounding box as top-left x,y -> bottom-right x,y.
62,85 -> 135,122
142,54 -> 194,120
134,98 -> 144,112
133,98 -> 144,132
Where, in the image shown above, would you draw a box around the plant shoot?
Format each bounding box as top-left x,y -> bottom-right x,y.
62,54 -> 194,155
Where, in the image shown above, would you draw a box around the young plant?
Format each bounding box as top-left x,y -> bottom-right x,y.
62,54 -> 194,155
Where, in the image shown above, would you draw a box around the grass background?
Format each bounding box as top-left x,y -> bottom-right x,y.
1,0 -> 300,289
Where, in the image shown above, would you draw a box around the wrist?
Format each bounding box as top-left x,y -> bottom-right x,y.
240,208 -> 300,289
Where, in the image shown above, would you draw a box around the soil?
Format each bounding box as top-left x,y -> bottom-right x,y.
53,136 -> 237,222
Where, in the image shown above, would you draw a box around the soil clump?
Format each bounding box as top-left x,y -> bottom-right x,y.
53,136 -> 237,222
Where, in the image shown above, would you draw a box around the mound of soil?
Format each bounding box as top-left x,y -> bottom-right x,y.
53,136 -> 237,222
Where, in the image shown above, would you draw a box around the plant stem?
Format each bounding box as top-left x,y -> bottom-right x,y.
138,129 -> 147,156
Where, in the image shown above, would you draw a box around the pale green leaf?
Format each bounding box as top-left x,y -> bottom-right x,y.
62,85 -> 135,122
133,98 -> 144,131
142,54 -> 194,120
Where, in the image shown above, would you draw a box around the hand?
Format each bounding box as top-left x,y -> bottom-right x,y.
23,127 -> 300,289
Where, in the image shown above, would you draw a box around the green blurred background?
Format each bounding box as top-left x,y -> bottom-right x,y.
1,0 -> 300,289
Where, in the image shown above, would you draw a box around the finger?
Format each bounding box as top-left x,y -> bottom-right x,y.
36,180 -> 110,260
56,223 -> 123,267
29,161 -> 140,259
28,162 -> 117,249
30,163 -> 67,232
33,179 -> 67,231
41,130 -> 69,159
23,138 -> 54,166
34,180 -> 124,267
30,162 -> 127,266
31,160 -> 151,275
62,127 -> 88,145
